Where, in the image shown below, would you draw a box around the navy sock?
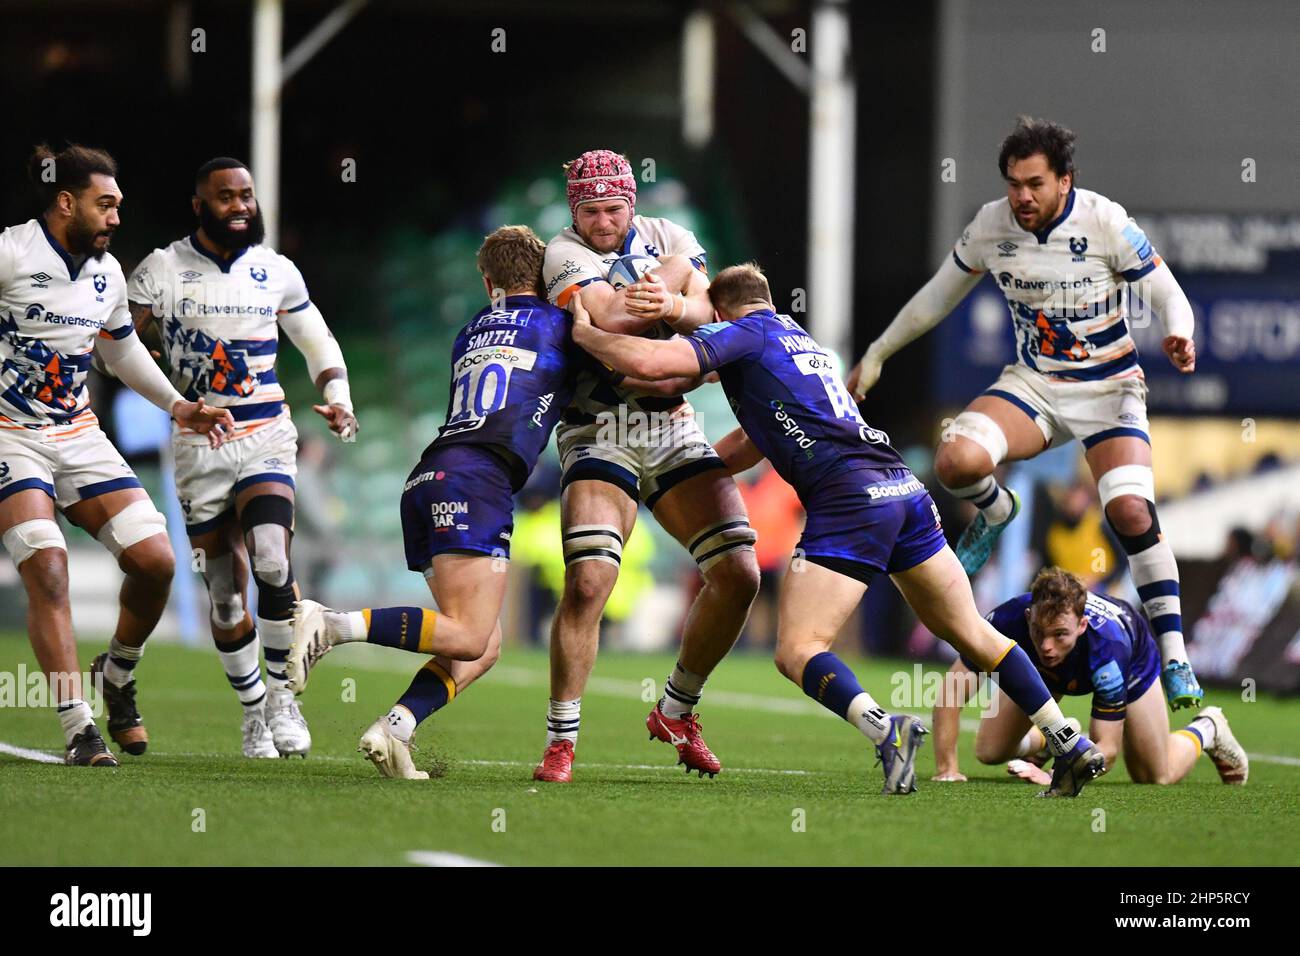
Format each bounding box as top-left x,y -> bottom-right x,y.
991,644 -> 1051,715
800,651 -> 866,718
396,660 -> 455,725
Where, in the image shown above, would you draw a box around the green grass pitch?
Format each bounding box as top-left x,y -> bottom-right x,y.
1,632 -> 1297,866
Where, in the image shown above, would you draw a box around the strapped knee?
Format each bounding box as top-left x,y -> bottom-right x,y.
3,518 -> 65,568
240,495 -> 294,587
1098,465 -> 1160,552
688,517 -> 757,573
202,552 -> 245,629
96,500 -> 167,559
562,524 -> 623,567
940,411 -> 1009,468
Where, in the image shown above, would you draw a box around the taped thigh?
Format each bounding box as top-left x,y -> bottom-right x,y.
687,516 -> 757,573
562,524 -> 623,567
1097,464 -> 1155,507
96,499 -> 167,559
941,411 -> 1010,466
2,518 -> 65,567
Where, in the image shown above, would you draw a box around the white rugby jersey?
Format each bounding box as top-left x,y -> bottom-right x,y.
543,215 -> 706,416
953,188 -> 1161,381
128,235 -> 310,442
0,219 -> 135,428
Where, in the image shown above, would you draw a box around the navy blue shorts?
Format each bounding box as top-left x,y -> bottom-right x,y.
400,444 -> 514,572
799,468 -> 947,585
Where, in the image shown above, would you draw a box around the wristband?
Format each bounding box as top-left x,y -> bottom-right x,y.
323,378 -> 353,411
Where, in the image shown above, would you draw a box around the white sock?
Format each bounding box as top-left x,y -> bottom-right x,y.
1029,699 -> 1082,756
386,705 -> 417,743
326,610 -> 368,644
103,637 -> 143,688
57,699 -> 95,745
1125,538 -> 1186,664
258,617 -> 293,691
944,475 -> 1015,525
660,662 -> 706,719
1187,715 -> 1217,750
546,698 -> 581,745
1015,728 -> 1045,758
846,691 -> 891,744
217,631 -> 266,710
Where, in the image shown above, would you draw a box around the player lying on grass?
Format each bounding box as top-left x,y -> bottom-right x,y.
569,262 -> 1107,796
128,157 -> 358,759
283,226 -> 588,778
847,117 -> 1204,711
931,566 -> 1247,786
0,144 -> 232,767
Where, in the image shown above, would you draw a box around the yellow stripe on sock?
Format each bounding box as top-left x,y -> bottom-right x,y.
417,610 -> 438,654
988,639 -> 1016,671
1174,728 -> 1203,756
361,608 -> 372,632
422,659 -> 456,702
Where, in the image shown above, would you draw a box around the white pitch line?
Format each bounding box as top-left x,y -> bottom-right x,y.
0,741 -> 62,764
462,758 -> 815,776
407,850 -> 501,867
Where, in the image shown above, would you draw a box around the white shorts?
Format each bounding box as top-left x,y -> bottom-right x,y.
0,413 -> 143,509
982,363 -> 1150,451
556,404 -> 725,509
173,416 -> 299,534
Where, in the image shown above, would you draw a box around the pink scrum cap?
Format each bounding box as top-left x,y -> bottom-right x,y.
564,149 -> 636,220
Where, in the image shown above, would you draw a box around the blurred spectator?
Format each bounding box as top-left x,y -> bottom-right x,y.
1040,478 -> 1119,590
293,435 -> 347,597
736,462 -> 804,648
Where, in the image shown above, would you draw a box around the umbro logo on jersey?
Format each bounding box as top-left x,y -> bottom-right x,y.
93,275 -> 107,293
30,272 -> 53,286
997,241 -> 1018,256
179,270 -> 203,281
250,266 -> 268,282
0,461 -> 9,480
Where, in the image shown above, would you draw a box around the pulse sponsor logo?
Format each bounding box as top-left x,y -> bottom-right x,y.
769,400 -> 816,457
529,391 -> 554,429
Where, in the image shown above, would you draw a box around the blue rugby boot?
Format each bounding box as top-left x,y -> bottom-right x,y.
1161,660 -> 1204,711
954,488 -> 1021,576
874,714 -> 928,795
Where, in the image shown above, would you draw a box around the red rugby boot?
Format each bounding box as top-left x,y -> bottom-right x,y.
533,739 -> 575,783
646,703 -> 721,778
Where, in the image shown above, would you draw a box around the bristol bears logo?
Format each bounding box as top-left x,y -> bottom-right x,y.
93,274 -> 108,293
250,266 -> 268,283
0,461 -> 9,480
1069,236 -> 1088,259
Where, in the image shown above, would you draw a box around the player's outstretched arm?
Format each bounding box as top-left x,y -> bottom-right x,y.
1132,262 -> 1196,373
571,291 -> 701,381
931,657 -> 975,781
576,279 -> 665,336
713,426 -> 765,475
847,255 -> 983,399
279,303 -> 358,441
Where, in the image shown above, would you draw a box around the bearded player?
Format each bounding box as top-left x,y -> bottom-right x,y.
571,264 -> 1109,797
127,158 -> 358,758
847,117 -> 1203,710
533,150 -> 760,783
0,144 -> 231,765
931,567 -> 1247,788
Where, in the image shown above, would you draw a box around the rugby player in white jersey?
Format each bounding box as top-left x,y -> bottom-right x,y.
532,150 -> 760,782
127,158 -> 357,758
847,117 -> 1204,710
0,144 -> 232,765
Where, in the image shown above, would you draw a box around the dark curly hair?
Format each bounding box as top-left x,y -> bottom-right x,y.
998,116 -> 1076,181
27,142 -> 118,209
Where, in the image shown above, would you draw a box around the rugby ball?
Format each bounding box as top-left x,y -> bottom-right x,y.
606,254 -> 658,290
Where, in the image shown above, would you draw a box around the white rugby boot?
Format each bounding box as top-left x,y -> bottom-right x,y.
266,686 -> 312,757
242,707 -> 279,758
358,717 -> 428,780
